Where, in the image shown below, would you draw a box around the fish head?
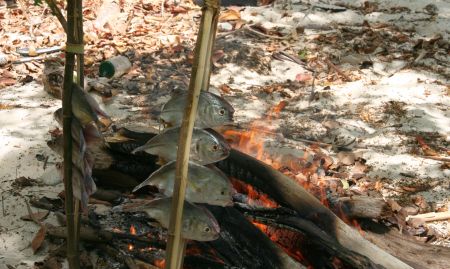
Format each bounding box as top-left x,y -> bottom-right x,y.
47,136 -> 63,154
195,131 -> 230,164
209,96 -> 235,126
206,173 -> 234,207
192,207 -> 220,241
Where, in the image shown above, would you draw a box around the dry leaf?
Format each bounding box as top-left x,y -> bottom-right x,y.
295,73 -> 312,82
0,78 -> 17,87
21,211 -> 50,222
219,9 -> 241,22
219,84 -> 232,94
31,225 -> 47,254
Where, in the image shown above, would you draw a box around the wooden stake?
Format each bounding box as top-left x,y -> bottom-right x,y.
164,1 -> 220,269
62,0 -> 84,267
62,0 -> 78,265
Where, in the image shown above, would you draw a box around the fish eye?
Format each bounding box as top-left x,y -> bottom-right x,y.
204,227 -> 210,232
219,108 -> 225,115
221,191 -> 225,195
212,144 -> 219,151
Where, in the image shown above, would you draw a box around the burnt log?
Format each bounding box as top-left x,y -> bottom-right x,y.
217,149 -> 413,269
330,196 -> 391,219
205,206 -> 305,269
362,227 -> 450,269
236,205 -> 383,269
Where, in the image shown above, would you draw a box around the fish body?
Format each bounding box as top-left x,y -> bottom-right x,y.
47,135 -> 93,175
54,108 -> 103,149
72,83 -> 110,128
131,127 -> 230,165
56,163 -> 96,212
122,197 -> 220,241
47,134 -> 114,171
160,91 -> 234,128
133,161 -> 233,206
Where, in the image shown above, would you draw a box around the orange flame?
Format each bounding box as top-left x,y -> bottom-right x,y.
128,225 -> 136,251
155,259 -> 165,268
130,225 -> 137,235
251,221 -> 307,263
231,178 -> 278,208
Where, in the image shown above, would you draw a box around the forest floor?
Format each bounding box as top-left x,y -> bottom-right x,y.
0,0 -> 449,268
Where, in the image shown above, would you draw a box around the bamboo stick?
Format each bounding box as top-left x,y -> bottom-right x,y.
73,0 -> 84,251
62,0 -> 78,267
164,1 -> 220,268
44,0 -> 68,32
201,9 -> 219,92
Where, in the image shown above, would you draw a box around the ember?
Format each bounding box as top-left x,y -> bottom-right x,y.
128,225 -> 137,251
251,220 -> 307,264
231,177 -> 278,208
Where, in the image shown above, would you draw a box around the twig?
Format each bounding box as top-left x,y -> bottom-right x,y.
24,199 -> 44,227
43,155 -> 49,170
1,193 -> 5,217
294,137 -> 332,147
308,71 -> 316,104
407,211 -> 450,222
243,24 -> 292,40
44,0 -> 68,32
418,155 -> 450,163
324,58 -> 351,82
99,245 -> 139,269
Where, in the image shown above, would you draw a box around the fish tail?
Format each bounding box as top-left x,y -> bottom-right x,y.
131,144 -> 147,154
132,173 -> 157,192
83,123 -> 103,146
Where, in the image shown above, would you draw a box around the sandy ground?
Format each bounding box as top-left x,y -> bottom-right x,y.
1,0 -> 449,268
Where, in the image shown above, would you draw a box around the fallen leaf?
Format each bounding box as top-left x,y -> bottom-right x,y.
0,78 -> 17,87
219,9 -> 241,22
295,73 -> 312,82
21,211 -> 50,222
212,50 -> 224,66
219,84 -> 232,94
416,136 -> 438,156
337,151 -> 356,165
31,225 -> 47,254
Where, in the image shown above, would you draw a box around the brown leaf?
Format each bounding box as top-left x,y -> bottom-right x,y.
219,9 -> 241,22
21,211 -> 50,222
0,78 -> 17,87
31,225 -> 47,254
295,73 -> 313,82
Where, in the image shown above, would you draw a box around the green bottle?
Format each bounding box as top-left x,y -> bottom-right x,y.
99,55 -> 131,78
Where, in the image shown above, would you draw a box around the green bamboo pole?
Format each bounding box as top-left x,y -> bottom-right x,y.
164,1 -> 220,268
62,0 -> 79,267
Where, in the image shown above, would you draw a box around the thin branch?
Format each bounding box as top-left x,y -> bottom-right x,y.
44,0 -> 68,32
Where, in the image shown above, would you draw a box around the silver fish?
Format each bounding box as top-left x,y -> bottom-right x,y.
121,197 -> 220,241
160,91 -> 234,128
47,134 -> 114,171
53,108 -> 103,150
133,161 -> 233,206
47,135 -> 93,176
72,83 -> 110,128
131,127 -> 230,165
56,163 -> 97,213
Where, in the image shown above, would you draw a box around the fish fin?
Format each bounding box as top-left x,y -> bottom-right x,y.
83,123 -> 104,146
131,144 -> 147,154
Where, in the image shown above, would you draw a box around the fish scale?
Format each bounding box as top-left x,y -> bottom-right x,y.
160,91 -> 234,128
131,127 -> 230,165
121,197 -> 220,241
133,161 -> 233,206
